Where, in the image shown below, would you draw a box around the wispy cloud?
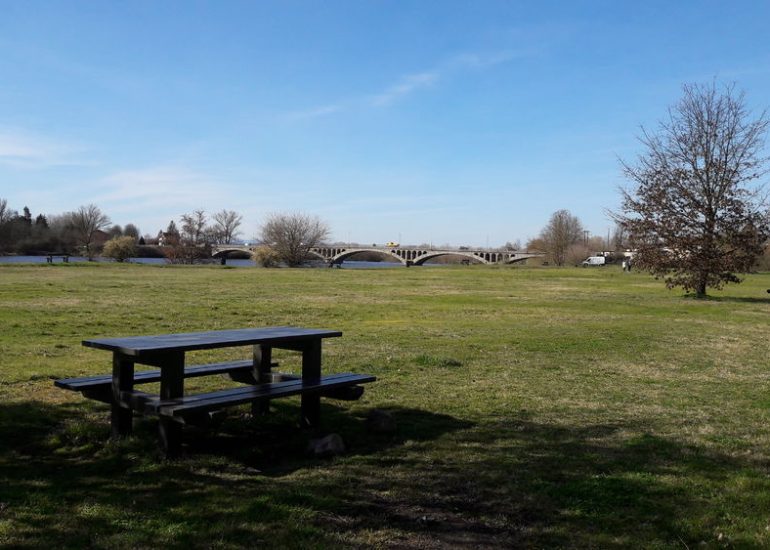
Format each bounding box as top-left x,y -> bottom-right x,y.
288,48 -> 527,120
95,166 -> 222,206
449,50 -> 523,70
370,71 -> 440,106
0,129 -> 89,169
286,104 -> 343,121
86,165 -> 242,231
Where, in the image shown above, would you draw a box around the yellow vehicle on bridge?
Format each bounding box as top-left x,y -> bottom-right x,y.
385,241 -> 400,248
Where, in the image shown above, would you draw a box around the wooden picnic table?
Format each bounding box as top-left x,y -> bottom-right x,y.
55,327 -> 375,458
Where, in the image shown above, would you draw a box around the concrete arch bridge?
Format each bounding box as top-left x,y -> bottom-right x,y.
212,244 -> 544,266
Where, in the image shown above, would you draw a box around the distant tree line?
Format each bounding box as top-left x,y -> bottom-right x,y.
0,200 -> 134,259
0,199 -> 338,268
158,209 -> 244,264
523,209 -> 625,267
0,199 -> 248,262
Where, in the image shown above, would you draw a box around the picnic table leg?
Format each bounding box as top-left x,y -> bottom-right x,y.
251,344 -> 272,416
158,351 -> 185,459
111,353 -> 134,437
300,339 -> 322,429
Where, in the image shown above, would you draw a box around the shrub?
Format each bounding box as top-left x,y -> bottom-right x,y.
102,236 -> 136,262
252,245 -> 280,267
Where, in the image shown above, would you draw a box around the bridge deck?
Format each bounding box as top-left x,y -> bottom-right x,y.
212,244 -> 544,265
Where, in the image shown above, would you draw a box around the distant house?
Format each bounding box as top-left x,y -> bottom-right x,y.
93,229 -> 111,247
157,230 -> 180,247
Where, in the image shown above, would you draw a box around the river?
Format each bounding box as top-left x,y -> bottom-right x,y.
0,256 -> 409,268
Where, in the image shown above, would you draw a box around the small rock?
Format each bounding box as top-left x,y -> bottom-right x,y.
307,433 -> 346,457
366,409 -> 396,434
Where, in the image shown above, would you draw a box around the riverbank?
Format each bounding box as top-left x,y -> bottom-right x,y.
2,264 -> 769,547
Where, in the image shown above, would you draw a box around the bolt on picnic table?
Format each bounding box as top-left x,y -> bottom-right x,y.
55,327 -> 375,458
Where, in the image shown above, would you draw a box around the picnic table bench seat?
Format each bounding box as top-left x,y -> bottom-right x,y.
56,359 -> 369,408
54,359 -> 262,402
123,372 -> 376,423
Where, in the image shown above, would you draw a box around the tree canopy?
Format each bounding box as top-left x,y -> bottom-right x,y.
539,209 -> 584,266
67,204 -> 111,259
615,82 -> 770,297
260,212 -> 330,267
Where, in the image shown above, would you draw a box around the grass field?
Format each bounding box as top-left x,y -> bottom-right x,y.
1,263 -> 769,548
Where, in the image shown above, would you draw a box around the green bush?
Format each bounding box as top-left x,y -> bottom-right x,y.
102,236 -> 136,262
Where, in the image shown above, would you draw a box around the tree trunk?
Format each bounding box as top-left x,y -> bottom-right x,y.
695,274 -> 708,298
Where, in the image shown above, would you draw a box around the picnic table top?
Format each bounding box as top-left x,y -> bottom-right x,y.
82,326 -> 342,357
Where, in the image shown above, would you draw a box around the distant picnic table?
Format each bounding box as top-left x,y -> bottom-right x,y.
55,327 -> 375,458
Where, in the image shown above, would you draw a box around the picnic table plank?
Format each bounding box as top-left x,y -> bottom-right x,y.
82,327 -> 342,356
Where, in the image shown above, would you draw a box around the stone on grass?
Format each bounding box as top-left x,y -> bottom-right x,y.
307,433 -> 346,457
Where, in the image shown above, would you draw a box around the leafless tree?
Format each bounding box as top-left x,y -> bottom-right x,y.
180,210 -> 207,244
68,204 -> 111,259
164,213 -> 210,264
614,82 -> 770,297
260,212 -> 330,267
108,224 -> 123,239
212,209 -> 243,244
611,223 -> 629,252
123,223 -> 141,241
539,209 -> 584,266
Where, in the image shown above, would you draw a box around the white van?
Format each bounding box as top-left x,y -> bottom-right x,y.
581,256 -> 606,266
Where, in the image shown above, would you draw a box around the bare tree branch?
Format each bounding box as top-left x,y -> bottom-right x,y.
212,209 -> 243,244
259,212 -> 330,267
68,204 -> 110,260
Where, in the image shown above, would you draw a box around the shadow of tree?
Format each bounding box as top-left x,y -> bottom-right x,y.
685,294 -> 770,304
293,419 -> 770,548
2,400 -> 769,548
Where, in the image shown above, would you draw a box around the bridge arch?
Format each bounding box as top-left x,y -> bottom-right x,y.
330,248 -> 407,265
505,255 -> 533,264
211,247 -> 254,258
305,249 -> 327,261
412,251 -> 488,265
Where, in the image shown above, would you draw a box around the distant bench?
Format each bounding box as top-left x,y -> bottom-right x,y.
46,254 -> 70,263
54,327 -> 375,458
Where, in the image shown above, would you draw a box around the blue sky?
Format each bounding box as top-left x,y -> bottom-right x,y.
1,1 -> 769,247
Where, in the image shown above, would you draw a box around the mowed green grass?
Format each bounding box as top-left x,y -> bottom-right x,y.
1,263 -> 769,548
